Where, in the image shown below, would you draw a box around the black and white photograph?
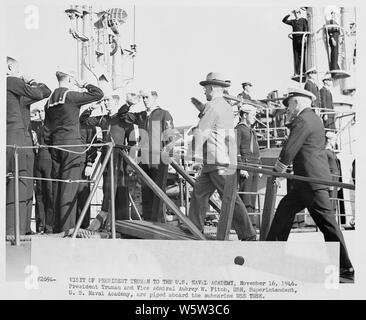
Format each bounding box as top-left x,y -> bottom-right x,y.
1,0 -> 364,303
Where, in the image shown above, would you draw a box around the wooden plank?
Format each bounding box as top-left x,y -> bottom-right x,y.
260,176 -> 278,240
115,220 -> 197,240
216,173 -> 237,240
121,152 -> 206,240
170,160 -> 221,213
119,220 -> 196,239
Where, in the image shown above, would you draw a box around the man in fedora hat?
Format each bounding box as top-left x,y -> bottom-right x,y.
237,82 -> 252,101
235,104 -> 261,227
304,68 -> 321,109
186,72 -> 256,240
320,76 -> 336,130
282,9 -> 309,76
266,87 -> 354,281
44,67 -> 104,233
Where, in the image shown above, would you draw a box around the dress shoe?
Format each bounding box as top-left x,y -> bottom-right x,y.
340,267 -> 354,282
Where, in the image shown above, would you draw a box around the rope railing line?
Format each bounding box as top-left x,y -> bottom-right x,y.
7,175 -> 94,184
111,143 -> 355,190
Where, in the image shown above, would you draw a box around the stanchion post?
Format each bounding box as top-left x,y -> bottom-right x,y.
109,148 -> 116,239
14,148 -> 20,246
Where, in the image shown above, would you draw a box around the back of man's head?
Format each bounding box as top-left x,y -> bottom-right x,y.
293,96 -> 312,109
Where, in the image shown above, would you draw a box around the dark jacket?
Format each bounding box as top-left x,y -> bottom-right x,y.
79,104 -> 136,146
31,120 -> 52,160
20,83 -> 51,138
320,86 -> 333,110
282,15 -> 309,43
278,108 -> 331,190
304,79 -> 320,109
235,122 -> 260,164
129,107 -> 175,167
44,84 -> 103,144
7,76 -> 44,132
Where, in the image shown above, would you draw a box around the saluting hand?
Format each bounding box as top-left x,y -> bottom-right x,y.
191,97 -> 205,112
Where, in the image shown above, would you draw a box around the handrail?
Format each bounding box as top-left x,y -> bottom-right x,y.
236,164 -> 354,190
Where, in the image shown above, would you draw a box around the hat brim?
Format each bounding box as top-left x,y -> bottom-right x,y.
199,80 -> 231,87
282,93 -> 314,107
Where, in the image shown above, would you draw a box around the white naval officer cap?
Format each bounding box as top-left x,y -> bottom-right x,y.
282,88 -> 316,107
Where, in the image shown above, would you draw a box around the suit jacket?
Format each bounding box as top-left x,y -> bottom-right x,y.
278,108 -> 331,190
304,79 -> 320,108
7,76 -> 44,132
235,122 -> 260,164
320,86 -> 333,110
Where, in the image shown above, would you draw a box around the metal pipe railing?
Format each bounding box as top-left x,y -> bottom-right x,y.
109,148 -> 116,239
72,142 -> 114,238
13,148 -> 20,246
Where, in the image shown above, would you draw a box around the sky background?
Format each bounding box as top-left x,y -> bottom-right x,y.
5,0 -> 314,126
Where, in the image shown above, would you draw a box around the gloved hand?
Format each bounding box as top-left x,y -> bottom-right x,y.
84,165 -> 93,177
240,170 -> 249,178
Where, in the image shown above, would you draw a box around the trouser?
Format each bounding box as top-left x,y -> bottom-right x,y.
34,156 -> 53,233
101,149 -> 130,220
266,186 -> 353,269
50,140 -> 83,233
140,163 -> 169,222
6,130 -> 34,235
188,170 -> 256,240
329,35 -> 340,71
239,171 -> 259,210
292,40 -> 306,75
77,160 -> 91,229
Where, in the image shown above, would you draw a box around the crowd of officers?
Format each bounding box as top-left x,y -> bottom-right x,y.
6,56 -> 353,279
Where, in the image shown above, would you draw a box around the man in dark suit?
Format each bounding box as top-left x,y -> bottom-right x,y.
237,82 -> 252,101
235,104 -> 261,227
79,94 -> 138,231
282,9 -> 309,76
320,76 -> 336,130
31,108 -> 54,233
266,88 -> 354,280
304,68 -> 321,109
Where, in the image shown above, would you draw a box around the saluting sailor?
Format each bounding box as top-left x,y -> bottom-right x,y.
44,67 -> 104,233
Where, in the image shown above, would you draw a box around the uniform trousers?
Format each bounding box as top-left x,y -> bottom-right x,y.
188,169 -> 256,240
6,130 -> 34,235
101,149 -> 130,220
266,185 -> 353,269
292,40 -> 307,75
77,157 -> 92,229
140,163 -> 169,222
50,139 -> 83,233
34,154 -> 53,233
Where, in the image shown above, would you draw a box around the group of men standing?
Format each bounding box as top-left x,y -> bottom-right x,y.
6,57 -> 175,236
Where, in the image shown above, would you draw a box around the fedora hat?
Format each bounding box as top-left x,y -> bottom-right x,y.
199,72 -> 231,87
282,88 -> 316,107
